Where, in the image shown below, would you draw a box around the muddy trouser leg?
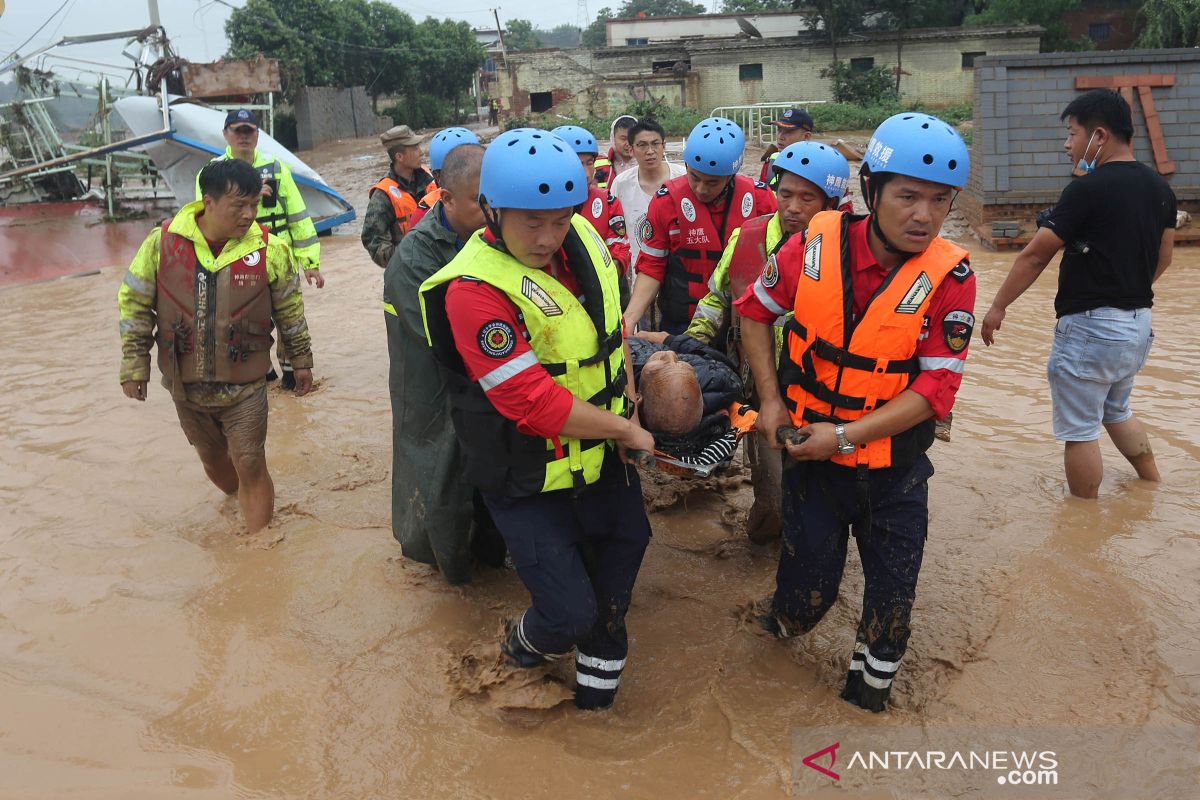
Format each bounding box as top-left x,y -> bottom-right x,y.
481,454 -> 650,708
772,462 -> 855,633
744,431 -> 783,543
572,453 -> 652,709
840,455 -> 934,713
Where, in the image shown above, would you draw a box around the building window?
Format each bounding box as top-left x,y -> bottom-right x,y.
961,51 -> 986,69
1088,23 -> 1112,41
850,57 -> 874,73
625,37 -> 648,46
529,92 -> 552,113
739,63 -> 763,81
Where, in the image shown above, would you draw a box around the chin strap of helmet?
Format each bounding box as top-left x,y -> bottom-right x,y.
479,198 -> 511,255
860,168 -> 905,256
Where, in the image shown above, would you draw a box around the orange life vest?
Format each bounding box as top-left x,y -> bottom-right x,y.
778,210 -> 966,469
155,218 -> 274,393
371,173 -> 435,236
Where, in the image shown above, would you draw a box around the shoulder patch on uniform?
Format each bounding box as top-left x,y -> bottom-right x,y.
610,214 -> 627,239
478,320 -> 517,358
590,197 -> 604,219
639,218 -> 654,243
680,197 -> 697,223
521,276 -> 563,317
740,191 -> 754,218
761,254 -> 780,288
950,261 -> 973,283
942,310 -> 975,353
655,186 -> 669,197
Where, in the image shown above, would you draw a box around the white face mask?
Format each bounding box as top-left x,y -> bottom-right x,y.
1076,130 -> 1104,175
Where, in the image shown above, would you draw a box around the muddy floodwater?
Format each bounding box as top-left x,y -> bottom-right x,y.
2,139 -> 1198,798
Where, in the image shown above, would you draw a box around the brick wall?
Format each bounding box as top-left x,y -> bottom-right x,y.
294,86 -> 391,151
967,48 -> 1200,232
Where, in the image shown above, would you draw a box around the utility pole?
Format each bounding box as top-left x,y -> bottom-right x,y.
492,8 -> 507,56
577,0 -> 589,33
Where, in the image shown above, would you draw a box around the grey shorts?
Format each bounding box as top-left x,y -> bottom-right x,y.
174,385 -> 268,461
1046,307 -> 1153,442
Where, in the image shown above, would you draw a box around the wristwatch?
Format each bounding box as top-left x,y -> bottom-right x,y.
834,424 -> 856,455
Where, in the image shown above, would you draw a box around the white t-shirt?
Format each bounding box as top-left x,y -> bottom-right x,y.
610,161 -> 687,273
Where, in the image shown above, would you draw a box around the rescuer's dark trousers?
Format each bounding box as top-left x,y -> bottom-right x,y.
773,454 -> 934,712
482,450 -> 651,709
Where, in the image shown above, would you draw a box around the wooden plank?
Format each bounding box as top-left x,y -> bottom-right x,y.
1137,84 -> 1176,175
182,57 -> 281,98
1075,74 -> 1176,89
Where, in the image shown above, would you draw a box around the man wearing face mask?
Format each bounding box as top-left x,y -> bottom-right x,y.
420,129 -> 654,711
737,113 -> 976,712
981,89 -> 1176,499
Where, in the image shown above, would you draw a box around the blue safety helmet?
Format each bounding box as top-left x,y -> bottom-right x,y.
683,116 -> 745,176
773,141 -> 851,205
478,128 -> 587,210
550,125 -> 599,156
863,113 -> 970,189
429,127 -> 480,171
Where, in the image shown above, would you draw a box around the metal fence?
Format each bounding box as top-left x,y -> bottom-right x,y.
711,101 -> 829,146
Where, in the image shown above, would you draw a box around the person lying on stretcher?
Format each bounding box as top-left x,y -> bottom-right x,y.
628,334 -> 753,475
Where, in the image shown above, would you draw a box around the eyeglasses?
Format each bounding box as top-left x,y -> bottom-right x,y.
634,140 -> 664,151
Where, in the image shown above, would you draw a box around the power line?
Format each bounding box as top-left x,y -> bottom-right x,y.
4,0 -> 75,62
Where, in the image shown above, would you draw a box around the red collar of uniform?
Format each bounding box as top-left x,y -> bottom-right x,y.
849,216 -> 883,276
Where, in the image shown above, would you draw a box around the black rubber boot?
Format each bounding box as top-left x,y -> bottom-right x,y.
281,365 -> 296,391
500,618 -> 549,668
265,367 -> 279,382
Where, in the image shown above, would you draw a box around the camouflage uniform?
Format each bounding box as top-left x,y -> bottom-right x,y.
361,167 -> 435,268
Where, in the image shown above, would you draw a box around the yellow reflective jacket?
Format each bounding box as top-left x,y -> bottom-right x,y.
420,215 -> 627,496
195,148 -> 321,270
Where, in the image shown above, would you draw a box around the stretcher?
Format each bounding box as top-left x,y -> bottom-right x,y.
628,403 -> 810,478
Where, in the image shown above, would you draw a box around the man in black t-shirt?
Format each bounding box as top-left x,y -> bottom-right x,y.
981,89 -> 1176,498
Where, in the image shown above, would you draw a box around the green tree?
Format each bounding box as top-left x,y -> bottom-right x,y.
964,0 -> 1093,52
618,0 -> 707,16
1135,0 -> 1200,48
539,24 -> 583,49
793,0 -> 869,63
820,60 -> 899,106
505,19 -> 543,51
583,7 -> 614,48
720,0 -> 791,11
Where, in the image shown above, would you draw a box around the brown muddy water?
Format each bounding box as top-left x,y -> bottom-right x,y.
1,138 -> 1197,798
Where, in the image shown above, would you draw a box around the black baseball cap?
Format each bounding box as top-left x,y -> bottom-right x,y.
770,108 -> 814,131
224,108 -> 259,130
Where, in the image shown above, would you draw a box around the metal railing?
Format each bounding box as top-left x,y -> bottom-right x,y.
711,101 -> 829,146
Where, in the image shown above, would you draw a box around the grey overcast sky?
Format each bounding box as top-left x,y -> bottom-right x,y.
1,0 -> 600,83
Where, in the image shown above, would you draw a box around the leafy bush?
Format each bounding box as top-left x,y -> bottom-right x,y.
807,102 -> 974,133
820,61 -> 899,108
273,111 -> 298,149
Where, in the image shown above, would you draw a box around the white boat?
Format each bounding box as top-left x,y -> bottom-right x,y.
113,96 -> 355,232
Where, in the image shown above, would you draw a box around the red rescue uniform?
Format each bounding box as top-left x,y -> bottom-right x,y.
639,174 -> 776,326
